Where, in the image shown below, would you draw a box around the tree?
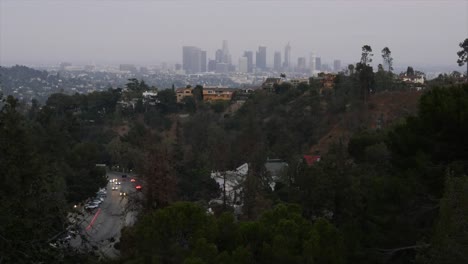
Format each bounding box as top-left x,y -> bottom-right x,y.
357,45 -> 375,98
456,38 -> 468,82
348,64 -> 355,76
381,47 -> 394,72
360,45 -> 373,65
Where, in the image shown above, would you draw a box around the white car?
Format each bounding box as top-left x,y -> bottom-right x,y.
85,203 -> 99,209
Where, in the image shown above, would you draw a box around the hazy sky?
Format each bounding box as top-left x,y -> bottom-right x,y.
1,0 -> 467,69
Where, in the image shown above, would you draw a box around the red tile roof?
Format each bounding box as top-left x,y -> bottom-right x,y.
303,155 -> 321,166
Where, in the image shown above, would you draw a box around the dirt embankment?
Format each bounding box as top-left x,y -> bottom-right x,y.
310,90 -> 423,155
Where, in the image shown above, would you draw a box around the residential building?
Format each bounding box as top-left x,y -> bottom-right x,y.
203,87 -> 237,101
261,77 -> 282,92
175,87 -> 193,103
289,78 -> 309,88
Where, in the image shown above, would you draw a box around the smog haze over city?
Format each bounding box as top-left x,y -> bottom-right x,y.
1,0 -> 467,71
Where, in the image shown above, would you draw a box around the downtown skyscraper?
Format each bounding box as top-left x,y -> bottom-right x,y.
256,46 -> 267,71
182,46 -> 206,74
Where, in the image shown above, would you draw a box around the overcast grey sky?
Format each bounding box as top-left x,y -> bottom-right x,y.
1,0 -> 467,69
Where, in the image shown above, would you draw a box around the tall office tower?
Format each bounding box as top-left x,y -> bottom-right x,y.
273,51 -> 282,71
182,46 -> 202,74
243,51 -> 253,73
208,60 -> 217,72
297,57 -> 306,71
333,59 -> 341,72
238,57 -> 248,73
283,42 -> 291,70
256,46 -> 267,71
315,57 -> 322,71
310,52 -> 316,76
200,51 -> 207,72
215,49 -> 223,63
221,40 -> 231,64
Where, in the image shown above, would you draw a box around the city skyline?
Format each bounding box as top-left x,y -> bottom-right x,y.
1,0 -> 467,71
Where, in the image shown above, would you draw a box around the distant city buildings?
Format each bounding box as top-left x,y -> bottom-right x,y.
283,42 -> 291,70
315,57 -> 322,71
273,51 -> 282,72
333,60 -> 341,72
256,46 -> 267,71
238,57 -> 248,73
179,41 -> 341,77
297,57 -> 306,72
310,53 -> 316,76
120,64 -> 138,73
182,46 -> 206,74
243,51 -> 254,73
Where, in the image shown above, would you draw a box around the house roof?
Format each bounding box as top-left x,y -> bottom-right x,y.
303,155 -> 321,166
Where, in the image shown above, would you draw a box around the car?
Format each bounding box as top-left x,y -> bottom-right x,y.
96,197 -> 104,202
130,178 -> 136,182
119,192 -> 127,196
122,174 -> 127,178
85,203 -> 99,209
112,186 -> 118,190
116,181 -> 121,185
135,185 -> 142,191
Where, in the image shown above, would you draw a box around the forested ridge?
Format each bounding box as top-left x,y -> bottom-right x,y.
1,61 -> 467,263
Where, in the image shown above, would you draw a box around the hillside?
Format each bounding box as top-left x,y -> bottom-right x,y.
311,90 -> 423,155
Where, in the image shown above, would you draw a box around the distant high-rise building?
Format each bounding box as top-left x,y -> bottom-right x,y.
243,51 -> 254,73
315,57 -> 322,71
215,63 -> 229,73
333,60 -> 341,72
215,49 -> 223,63
283,42 -> 291,70
182,46 -> 204,74
273,51 -> 282,71
310,53 -> 316,76
201,51 -> 207,72
208,60 -> 216,72
222,40 -> 231,64
256,46 -> 267,70
297,57 -> 306,71
238,57 -> 248,73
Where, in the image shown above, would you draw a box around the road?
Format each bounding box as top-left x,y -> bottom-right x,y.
70,171 -> 141,259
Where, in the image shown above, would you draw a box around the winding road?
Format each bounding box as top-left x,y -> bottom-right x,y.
70,171 -> 141,259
